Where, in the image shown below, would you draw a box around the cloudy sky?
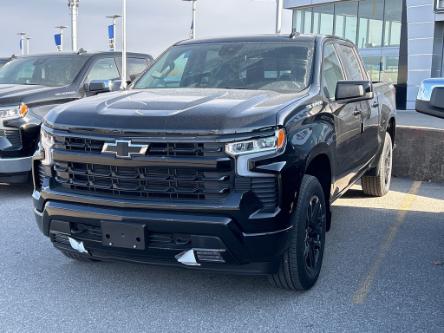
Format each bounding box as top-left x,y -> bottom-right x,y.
0,0 -> 292,58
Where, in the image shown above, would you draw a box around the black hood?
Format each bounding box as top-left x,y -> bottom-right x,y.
0,84 -> 64,106
46,88 -> 305,135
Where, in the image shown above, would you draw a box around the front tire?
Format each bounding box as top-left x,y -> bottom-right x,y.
362,133 -> 393,197
269,175 -> 327,291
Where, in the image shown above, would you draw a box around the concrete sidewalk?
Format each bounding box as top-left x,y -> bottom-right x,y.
397,110 -> 444,129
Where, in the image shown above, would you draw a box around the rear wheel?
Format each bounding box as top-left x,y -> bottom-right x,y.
362,133 -> 392,197
269,175 -> 327,291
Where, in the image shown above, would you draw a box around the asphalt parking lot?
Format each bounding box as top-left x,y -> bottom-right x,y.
0,177 -> 442,332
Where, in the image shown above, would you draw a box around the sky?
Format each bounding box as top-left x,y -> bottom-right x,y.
0,0 -> 292,58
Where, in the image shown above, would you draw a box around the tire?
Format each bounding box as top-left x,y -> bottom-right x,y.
269,175 -> 327,291
59,249 -> 99,262
361,133 -> 393,197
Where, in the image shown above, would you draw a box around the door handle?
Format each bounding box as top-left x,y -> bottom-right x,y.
372,101 -> 379,108
353,110 -> 361,116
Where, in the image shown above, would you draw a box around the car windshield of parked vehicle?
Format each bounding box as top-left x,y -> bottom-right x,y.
0,55 -> 88,87
135,42 -> 313,93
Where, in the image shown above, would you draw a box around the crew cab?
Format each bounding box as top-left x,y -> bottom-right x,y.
0,51 -> 152,183
33,35 -> 396,290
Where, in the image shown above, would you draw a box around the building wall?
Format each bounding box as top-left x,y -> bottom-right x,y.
406,0 -> 435,109
284,0 -> 439,110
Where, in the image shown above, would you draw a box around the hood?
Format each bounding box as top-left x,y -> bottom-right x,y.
46,88 -> 304,135
0,84 -> 62,106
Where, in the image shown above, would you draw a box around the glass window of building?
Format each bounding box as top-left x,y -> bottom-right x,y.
322,44 -> 345,99
292,8 -> 312,33
334,1 -> 358,44
384,0 -> 402,46
358,0 -> 384,48
313,5 -> 334,35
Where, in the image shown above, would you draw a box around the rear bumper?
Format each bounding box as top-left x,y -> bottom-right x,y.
33,198 -> 292,275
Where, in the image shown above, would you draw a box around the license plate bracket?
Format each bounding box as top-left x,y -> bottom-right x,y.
101,221 -> 146,250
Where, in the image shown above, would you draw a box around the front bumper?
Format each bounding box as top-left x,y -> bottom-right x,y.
33,197 -> 292,275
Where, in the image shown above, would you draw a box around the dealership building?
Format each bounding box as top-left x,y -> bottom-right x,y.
284,0 -> 444,109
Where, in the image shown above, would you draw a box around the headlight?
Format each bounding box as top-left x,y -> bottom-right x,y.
40,127 -> 54,166
0,103 -> 29,119
225,129 -> 286,156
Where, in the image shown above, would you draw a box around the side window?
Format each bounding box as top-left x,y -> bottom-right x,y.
128,58 -> 149,78
337,45 -> 365,81
86,57 -> 119,83
322,43 -> 345,100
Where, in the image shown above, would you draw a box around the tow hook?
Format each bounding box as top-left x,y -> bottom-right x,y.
68,237 -> 89,254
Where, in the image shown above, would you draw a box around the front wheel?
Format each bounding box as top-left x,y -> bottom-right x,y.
361,133 -> 393,197
269,175 -> 327,291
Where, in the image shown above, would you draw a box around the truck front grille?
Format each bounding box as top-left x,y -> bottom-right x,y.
0,128 -> 22,150
53,161 -> 232,201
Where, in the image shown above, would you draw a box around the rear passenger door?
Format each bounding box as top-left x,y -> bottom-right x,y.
336,43 -> 379,166
322,42 -> 362,192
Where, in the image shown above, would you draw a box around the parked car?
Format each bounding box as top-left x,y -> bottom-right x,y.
416,78 -> 444,119
33,35 -> 396,290
0,57 -> 12,68
0,51 -> 153,183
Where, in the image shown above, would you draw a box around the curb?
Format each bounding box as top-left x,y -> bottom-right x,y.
393,126 -> 444,182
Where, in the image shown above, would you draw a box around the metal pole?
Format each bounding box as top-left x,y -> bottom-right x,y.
25,37 -> 31,55
191,0 -> 196,39
121,0 -> 127,90
68,0 -> 79,51
17,32 -> 26,56
275,0 -> 283,34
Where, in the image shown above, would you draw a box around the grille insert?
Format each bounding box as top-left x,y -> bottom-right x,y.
53,162 -> 232,201
0,128 -> 22,150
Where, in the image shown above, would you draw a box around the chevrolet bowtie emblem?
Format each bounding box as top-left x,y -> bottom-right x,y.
102,140 -> 149,159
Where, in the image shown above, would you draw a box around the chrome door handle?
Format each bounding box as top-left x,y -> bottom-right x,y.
372,101 -> 379,108
353,110 -> 361,116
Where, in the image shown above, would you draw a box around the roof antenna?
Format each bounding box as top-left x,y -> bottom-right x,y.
290,28 -> 298,39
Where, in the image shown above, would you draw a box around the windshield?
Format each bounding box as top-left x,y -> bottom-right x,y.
0,55 -> 88,87
135,42 -> 313,93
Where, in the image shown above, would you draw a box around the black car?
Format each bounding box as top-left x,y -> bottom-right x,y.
0,58 -> 11,68
33,35 -> 396,290
0,51 -> 152,183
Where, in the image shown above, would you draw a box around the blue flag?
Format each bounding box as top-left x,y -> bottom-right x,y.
108,25 -> 115,40
54,33 -> 62,47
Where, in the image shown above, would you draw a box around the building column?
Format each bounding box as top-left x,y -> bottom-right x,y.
406,0 -> 435,109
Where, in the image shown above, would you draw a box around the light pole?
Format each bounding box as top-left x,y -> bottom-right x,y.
106,15 -> 121,51
68,0 -> 80,51
55,26 -> 68,52
275,0 -> 283,34
183,0 -> 197,39
17,32 -> 26,56
120,0 -> 127,90
25,36 -> 31,55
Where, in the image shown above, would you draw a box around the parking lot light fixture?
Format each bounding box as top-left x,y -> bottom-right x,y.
17,32 -> 26,56
106,15 -> 121,51
55,26 -> 68,52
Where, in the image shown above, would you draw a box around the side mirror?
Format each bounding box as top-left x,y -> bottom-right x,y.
416,79 -> 444,119
335,80 -> 373,103
85,79 -> 121,94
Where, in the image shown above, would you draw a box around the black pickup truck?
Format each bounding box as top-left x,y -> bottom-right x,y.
33,35 -> 396,290
0,51 -> 152,183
